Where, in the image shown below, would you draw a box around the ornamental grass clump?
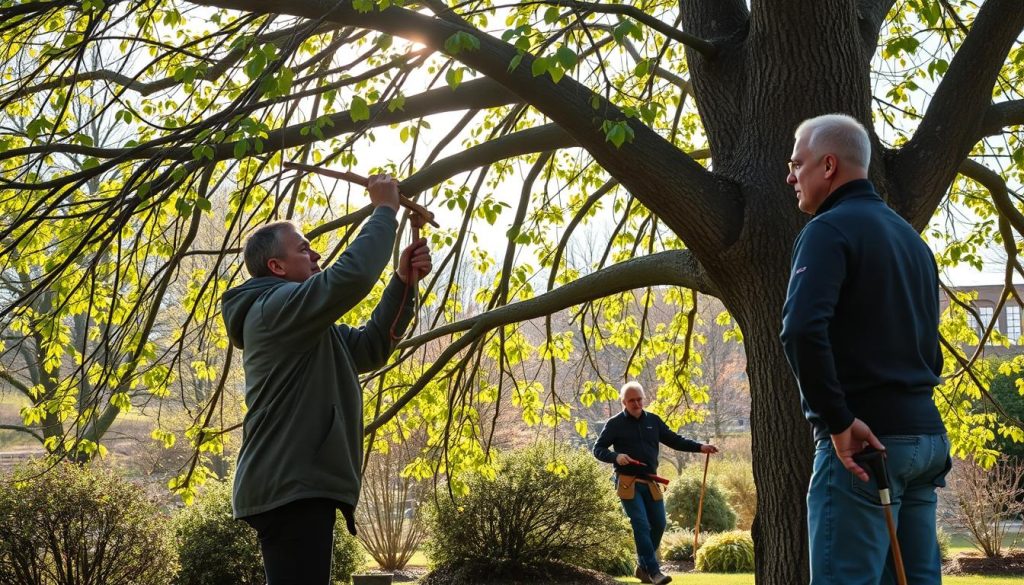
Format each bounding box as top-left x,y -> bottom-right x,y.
694,530 -> 754,573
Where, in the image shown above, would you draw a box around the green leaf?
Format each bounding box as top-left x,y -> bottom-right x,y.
445,67 -> 464,90
634,58 -> 650,77
607,124 -> 625,147
175,198 -> 193,217
444,31 -> 480,55
531,56 -> 549,77
610,21 -> 634,44
555,46 -> 577,70
244,51 -> 267,80
603,121 -> 634,148
508,53 -> 523,72
350,96 -> 370,122
387,93 -> 406,112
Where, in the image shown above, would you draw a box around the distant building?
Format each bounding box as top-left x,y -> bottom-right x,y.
942,283 -> 1021,356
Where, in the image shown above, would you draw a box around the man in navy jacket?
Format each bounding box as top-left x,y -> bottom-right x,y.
780,114 -> 951,585
594,381 -> 717,585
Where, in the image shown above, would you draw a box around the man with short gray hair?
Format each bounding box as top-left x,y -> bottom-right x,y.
594,381 -> 717,585
781,114 -> 950,584
221,174 -> 432,585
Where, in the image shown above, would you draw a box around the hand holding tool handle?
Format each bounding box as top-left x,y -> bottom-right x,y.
853,447 -> 890,491
283,161 -> 439,228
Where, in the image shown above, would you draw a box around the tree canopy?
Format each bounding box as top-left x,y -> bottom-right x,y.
1,0 -> 1022,582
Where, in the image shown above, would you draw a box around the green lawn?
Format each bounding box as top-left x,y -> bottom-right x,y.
949,532 -> 1023,556
614,574 -> 1024,584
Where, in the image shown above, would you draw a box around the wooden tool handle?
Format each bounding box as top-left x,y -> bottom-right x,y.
283,161 -> 439,228
694,452 -> 711,554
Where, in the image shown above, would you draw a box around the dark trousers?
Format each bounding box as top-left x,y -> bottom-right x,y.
242,498 -> 338,585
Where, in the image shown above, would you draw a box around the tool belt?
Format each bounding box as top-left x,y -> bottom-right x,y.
615,473 -> 663,501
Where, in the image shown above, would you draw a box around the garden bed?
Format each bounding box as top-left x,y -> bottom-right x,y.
944,550 -> 1024,575
420,560 -> 621,585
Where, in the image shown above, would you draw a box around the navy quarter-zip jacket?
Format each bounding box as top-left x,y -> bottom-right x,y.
593,410 -> 702,476
780,179 -> 945,443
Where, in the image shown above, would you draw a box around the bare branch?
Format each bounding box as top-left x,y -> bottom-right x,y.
0,369 -> 33,396
0,424 -> 43,442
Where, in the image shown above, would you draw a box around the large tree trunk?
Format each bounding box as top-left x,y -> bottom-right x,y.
737,298 -> 814,584
705,221 -> 813,583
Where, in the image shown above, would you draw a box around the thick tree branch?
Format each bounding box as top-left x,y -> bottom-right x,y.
185,0 -> 741,257
364,249 -> 715,435
0,78 -> 518,164
397,249 -> 718,351
979,99 -> 1024,140
856,0 -> 897,60
680,0 -> 749,41
0,0 -> 71,21
893,0 -> 1024,227
402,124 -> 574,195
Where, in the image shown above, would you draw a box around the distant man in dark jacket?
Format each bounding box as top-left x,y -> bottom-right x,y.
221,174 -> 431,585
593,381 -> 717,585
780,114 -> 951,585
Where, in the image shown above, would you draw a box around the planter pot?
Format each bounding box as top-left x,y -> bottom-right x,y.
351,574 -> 393,585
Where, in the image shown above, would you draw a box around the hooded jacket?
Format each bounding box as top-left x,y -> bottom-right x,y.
221,207 -> 414,518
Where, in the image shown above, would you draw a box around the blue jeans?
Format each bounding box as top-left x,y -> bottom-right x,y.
807,434 -> 952,585
620,482 -> 666,575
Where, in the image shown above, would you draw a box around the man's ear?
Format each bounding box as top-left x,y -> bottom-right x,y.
823,154 -> 838,178
267,257 -> 286,277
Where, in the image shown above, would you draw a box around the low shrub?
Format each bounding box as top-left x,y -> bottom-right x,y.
665,477 -> 736,533
694,530 -> 754,573
173,480 -> 364,585
0,461 -> 178,585
661,528 -> 709,562
424,444 -> 633,575
172,481 -> 264,585
331,525 -> 366,583
937,527 -> 951,562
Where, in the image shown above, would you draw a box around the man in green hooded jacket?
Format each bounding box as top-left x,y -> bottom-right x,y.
221,174 -> 431,585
